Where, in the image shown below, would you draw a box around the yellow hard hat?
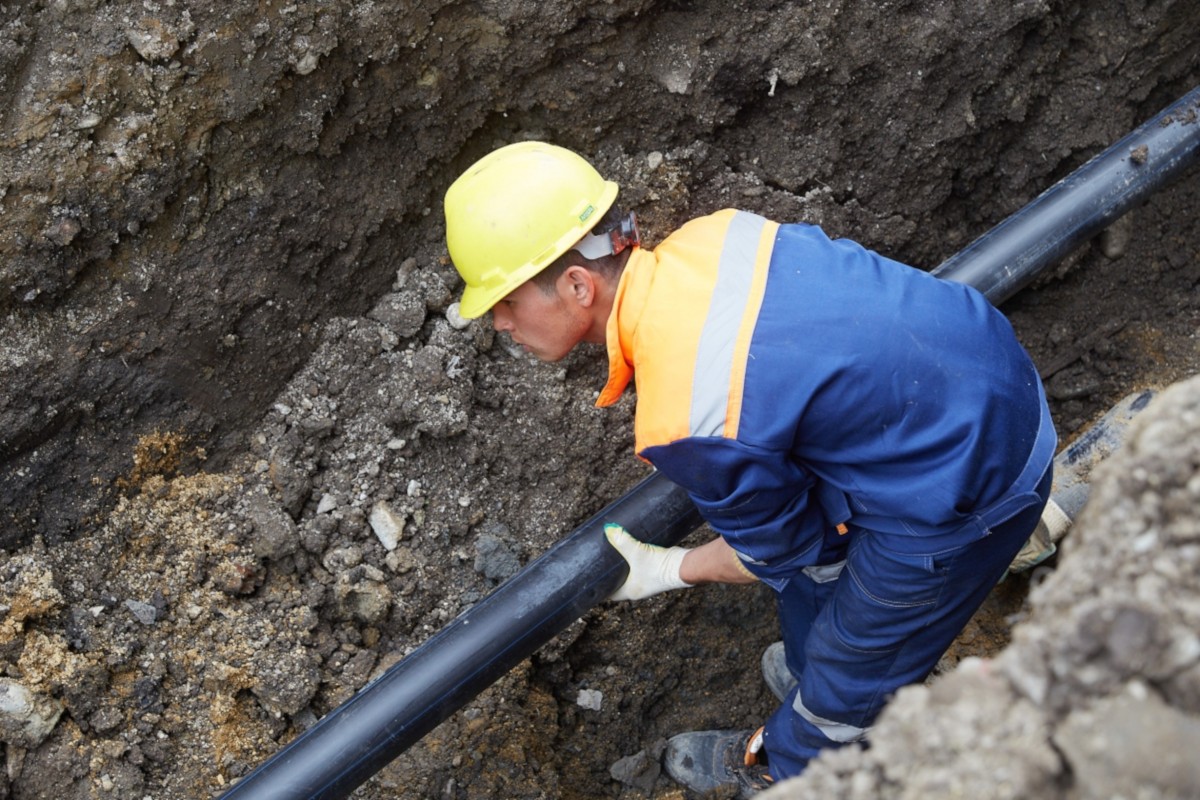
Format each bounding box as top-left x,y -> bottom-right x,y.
444,141 -> 619,319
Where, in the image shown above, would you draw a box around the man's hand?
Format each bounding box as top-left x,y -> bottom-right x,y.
604,523 -> 694,601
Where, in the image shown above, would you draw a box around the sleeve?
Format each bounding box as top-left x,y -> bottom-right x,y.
641,437 -> 833,591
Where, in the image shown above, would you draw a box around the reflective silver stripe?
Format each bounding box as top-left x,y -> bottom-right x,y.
574,228 -> 614,258
801,559 -> 846,584
793,687 -> 871,743
735,549 -> 768,567
689,212 -> 768,437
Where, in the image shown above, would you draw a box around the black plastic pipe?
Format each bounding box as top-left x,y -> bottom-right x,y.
932,84 -> 1200,303
221,85 -> 1200,800
220,471 -> 701,799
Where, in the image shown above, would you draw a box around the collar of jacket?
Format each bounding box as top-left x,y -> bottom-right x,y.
597,246 -> 656,407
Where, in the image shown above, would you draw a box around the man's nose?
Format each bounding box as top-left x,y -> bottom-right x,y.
491,307 -> 512,332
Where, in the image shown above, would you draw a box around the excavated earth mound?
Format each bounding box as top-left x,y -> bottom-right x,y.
1,1 -> 1198,798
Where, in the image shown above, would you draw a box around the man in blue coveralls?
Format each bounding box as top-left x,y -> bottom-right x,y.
443,141 -> 1055,796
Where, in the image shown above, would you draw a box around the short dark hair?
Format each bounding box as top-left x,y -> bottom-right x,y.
532,206 -> 631,293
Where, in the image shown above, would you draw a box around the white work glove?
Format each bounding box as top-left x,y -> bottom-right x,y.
604,523 -> 694,601
1007,497 -> 1074,574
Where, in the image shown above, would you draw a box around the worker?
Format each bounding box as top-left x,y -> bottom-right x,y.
443,141 -> 1056,796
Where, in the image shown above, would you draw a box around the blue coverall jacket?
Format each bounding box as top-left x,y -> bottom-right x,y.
597,209 -> 1056,776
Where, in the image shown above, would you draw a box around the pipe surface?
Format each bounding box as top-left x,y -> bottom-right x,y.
932,84 -> 1200,303
221,85 -> 1200,800
221,471 -> 701,799
1048,388 -> 1156,520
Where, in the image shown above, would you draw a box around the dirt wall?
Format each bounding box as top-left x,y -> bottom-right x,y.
4,0 -> 1198,545
1,1 -> 1199,798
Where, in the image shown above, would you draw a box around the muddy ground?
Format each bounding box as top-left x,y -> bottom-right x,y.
1,1 -> 1199,798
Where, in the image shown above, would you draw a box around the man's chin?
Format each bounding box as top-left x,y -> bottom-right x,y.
516,340 -> 576,362
529,345 -> 573,363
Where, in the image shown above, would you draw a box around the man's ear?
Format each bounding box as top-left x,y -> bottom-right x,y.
560,264 -> 597,308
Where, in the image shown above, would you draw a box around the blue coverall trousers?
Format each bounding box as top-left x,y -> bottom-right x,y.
761,467 -> 1052,778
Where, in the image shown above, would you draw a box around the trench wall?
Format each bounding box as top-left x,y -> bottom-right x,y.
3,0 -> 1198,544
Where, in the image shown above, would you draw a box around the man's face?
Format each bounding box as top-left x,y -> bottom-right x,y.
490,277 -> 591,362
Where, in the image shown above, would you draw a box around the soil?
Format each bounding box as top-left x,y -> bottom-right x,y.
1,1 -> 1198,799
